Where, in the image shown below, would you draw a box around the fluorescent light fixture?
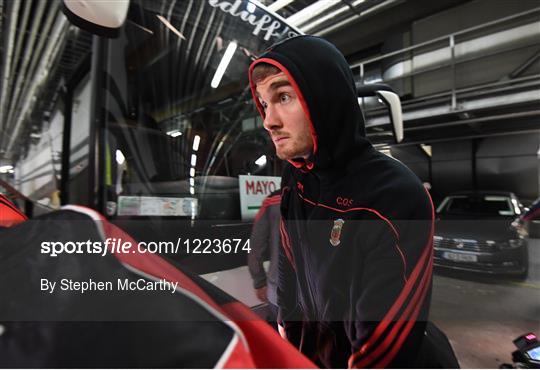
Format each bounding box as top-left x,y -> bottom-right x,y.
190,186 -> 195,195
268,0 -> 294,11
191,154 -> 197,167
211,41 -> 237,89
302,0 -> 364,32
189,178 -> 195,187
255,155 -> 267,166
286,0 -> 339,27
156,15 -> 186,40
167,129 -> 182,137
190,168 -> 195,177
315,0 -> 398,36
8,170 -> 14,174
246,1 -> 256,13
193,135 -> 201,151
115,150 -> 126,165
0,165 -> 14,173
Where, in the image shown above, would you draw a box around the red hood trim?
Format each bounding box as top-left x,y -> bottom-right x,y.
248,57 -> 318,170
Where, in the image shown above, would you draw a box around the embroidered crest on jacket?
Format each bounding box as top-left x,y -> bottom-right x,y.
329,219 -> 345,246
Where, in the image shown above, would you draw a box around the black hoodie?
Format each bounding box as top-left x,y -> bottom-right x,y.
249,36 -> 434,368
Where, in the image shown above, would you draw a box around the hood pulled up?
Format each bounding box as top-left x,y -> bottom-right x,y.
249,35 -> 372,171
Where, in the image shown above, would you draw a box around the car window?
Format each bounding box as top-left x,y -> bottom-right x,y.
440,195 -> 515,216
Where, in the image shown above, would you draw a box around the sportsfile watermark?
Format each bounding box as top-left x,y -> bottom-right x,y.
40,237 -> 251,257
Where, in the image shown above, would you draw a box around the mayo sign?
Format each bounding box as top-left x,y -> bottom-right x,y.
239,175 -> 281,220
208,0 -> 298,41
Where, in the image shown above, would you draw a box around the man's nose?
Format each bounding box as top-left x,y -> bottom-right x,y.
263,105 -> 282,131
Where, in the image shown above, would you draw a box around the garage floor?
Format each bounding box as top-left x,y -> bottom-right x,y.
203,239 -> 540,368
431,237 -> 540,368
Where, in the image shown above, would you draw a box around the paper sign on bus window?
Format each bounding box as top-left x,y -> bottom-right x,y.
238,175 -> 281,221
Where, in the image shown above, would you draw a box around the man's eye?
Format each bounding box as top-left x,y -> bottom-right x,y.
280,93 -> 291,103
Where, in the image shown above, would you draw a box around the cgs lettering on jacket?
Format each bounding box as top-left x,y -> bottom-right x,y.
336,197 -> 354,207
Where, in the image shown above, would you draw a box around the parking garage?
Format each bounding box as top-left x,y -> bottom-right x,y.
0,0 -> 539,368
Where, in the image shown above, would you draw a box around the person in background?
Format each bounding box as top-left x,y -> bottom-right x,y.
248,189 -> 281,325
521,197 -> 540,222
513,197 -> 540,237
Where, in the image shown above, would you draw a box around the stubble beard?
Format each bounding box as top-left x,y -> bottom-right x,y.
275,137 -> 312,161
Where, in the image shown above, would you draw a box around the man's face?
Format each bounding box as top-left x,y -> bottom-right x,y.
255,72 -> 313,161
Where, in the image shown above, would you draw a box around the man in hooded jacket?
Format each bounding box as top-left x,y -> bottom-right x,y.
248,35 -> 435,368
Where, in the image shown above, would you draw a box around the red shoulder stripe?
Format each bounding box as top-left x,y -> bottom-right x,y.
394,243 -> 408,284
253,196 -> 280,223
279,218 -> 296,269
348,190 -> 435,368
350,254 -> 432,368
372,260 -> 433,368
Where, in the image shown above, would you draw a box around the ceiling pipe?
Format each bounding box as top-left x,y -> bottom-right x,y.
366,88 -> 540,126
194,7 -> 216,68
0,0 -> 21,146
404,110 -> 540,132
267,0 -> 294,12
7,2 -> 59,135
7,0 -> 32,98
286,0 -> 342,28
0,1 -> 3,42
2,0 -> 50,150
202,15 -> 225,72
5,14 -> 68,157
366,111 -> 540,145
380,21 -> 540,83
353,8 -> 540,69
315,0 -> 402,37
6,22 -> 67,158
301,0 -> 365,33
180,1 -> 204,108
371,127 -> 540,148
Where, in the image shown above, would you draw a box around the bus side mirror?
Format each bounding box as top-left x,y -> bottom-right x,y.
356,83 -> 404,143
62,0 -> 130,38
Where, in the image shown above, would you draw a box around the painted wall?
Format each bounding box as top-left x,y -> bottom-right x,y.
392,133 -> 539,205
